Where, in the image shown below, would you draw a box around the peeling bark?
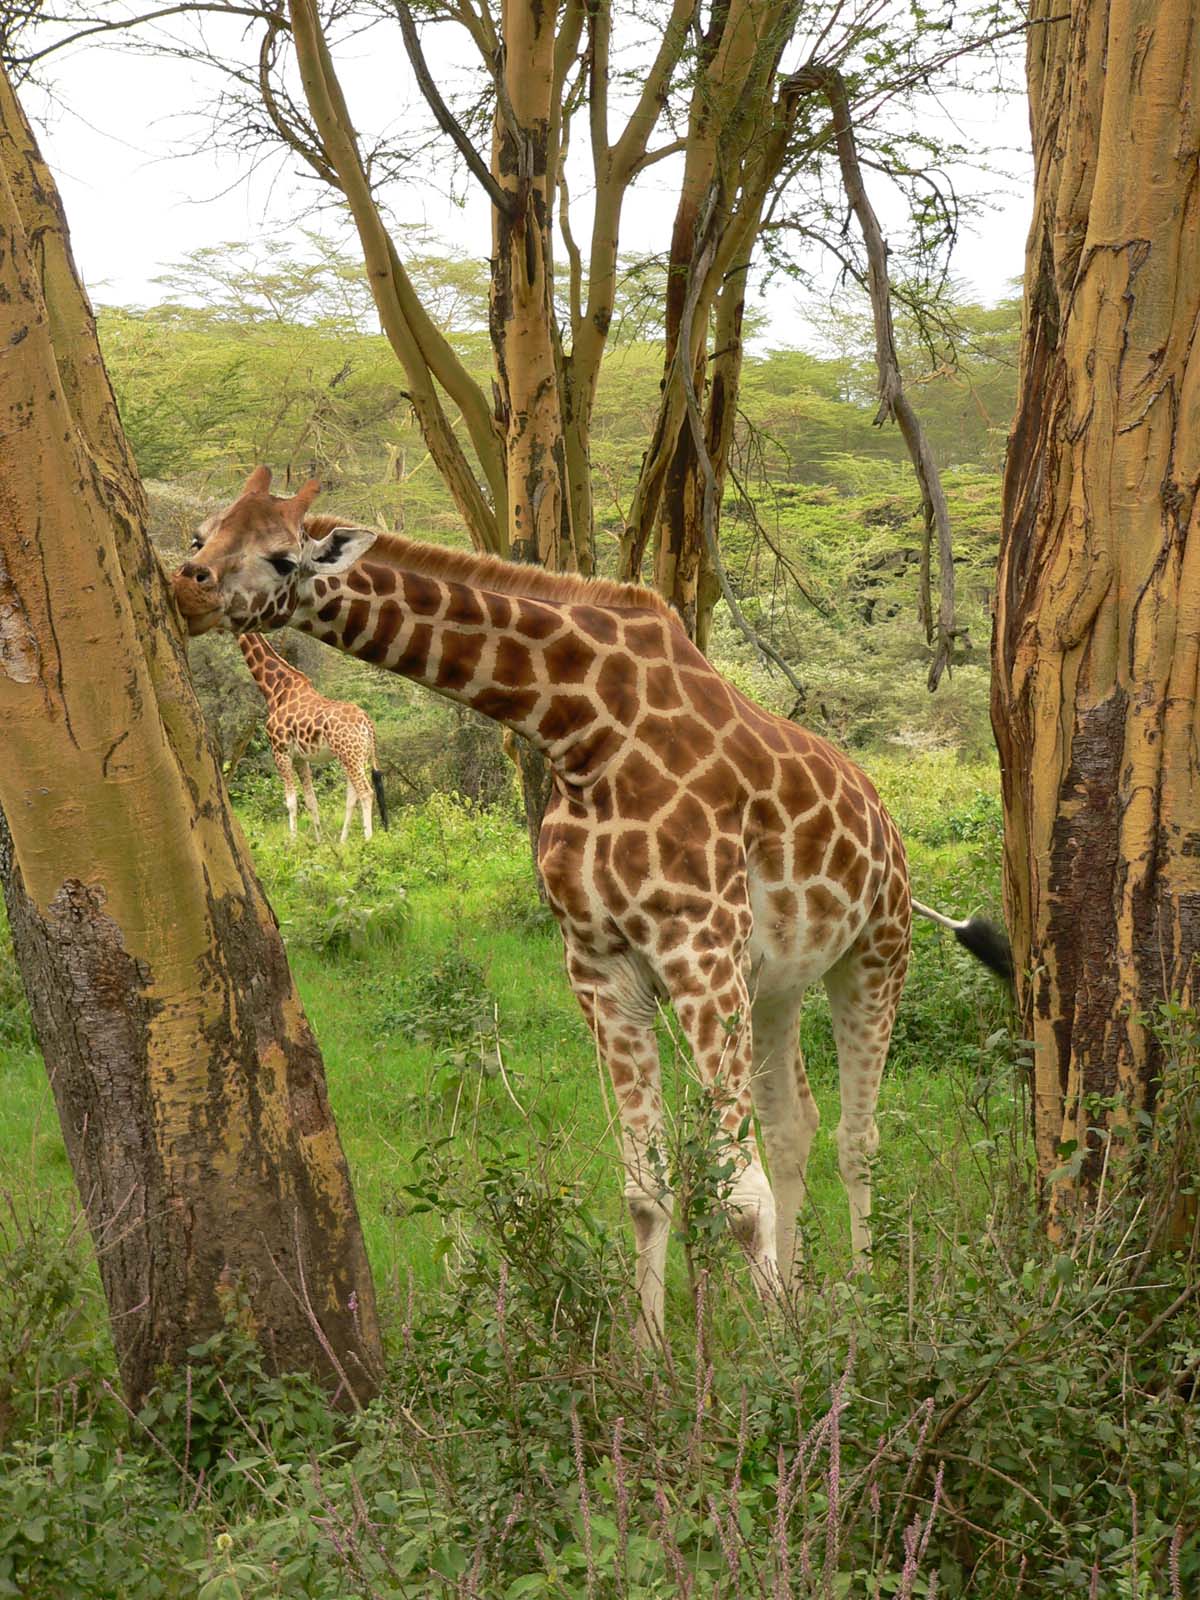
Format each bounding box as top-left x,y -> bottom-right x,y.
0,66 -> 382,1407
993,0 -> 1200,1220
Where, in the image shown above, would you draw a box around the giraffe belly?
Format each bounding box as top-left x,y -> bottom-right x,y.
287,729 -> 327,758
746,870 -> 865,991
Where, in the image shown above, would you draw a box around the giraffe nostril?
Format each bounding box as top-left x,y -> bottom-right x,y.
181,562 -> 214,585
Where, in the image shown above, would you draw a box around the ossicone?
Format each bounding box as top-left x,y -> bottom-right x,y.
243,465 -> 272,495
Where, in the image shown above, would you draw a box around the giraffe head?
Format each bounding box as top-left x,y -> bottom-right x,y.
171,467 -> 376,636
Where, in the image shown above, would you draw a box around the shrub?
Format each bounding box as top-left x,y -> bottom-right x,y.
0,933 -> 32,1052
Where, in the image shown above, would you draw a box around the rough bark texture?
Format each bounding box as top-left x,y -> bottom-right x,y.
620,0 -> 802,643
0,67 -> 383,1407
491,0 -> 574,571
992,0 -> 1200,1215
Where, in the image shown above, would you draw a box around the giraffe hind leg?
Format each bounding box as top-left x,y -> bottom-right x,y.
340,776 -> 357,844
353,759 -> 374,842
749,989 -> 818,1293
824,940 -> 905,1265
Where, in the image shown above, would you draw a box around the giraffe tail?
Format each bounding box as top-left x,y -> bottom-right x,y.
371,768 -> 390,831
911,899 -> 1013,986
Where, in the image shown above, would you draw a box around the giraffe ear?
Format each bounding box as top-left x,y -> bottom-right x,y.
300,523 -> 377,574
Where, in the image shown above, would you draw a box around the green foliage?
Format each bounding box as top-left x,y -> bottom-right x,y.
244,824 -> 411,955
374,947 -> 503,1078
0,929 -> 32,1052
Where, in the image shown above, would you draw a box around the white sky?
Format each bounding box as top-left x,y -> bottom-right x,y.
22,14 -> 1034,346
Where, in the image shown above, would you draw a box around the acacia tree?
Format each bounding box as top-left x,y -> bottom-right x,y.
0,67 -> 383,1407
10,0 -> 1019,665
993,0 -> 1200,1218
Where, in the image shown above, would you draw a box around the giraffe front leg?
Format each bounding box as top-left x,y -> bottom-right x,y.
299,761 -> 323,840
272,748 -> 299,840
565,947 -> 673,1344
670,966 -> 780,1302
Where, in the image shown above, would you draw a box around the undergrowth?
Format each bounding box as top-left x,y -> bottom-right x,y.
1,781 -> 1196,1596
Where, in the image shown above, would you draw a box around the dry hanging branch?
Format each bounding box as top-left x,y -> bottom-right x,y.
674,183 -> 808,704
393,0 -> 516,218
789,62 -> 961,689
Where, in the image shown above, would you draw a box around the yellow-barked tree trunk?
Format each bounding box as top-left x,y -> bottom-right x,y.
993,0 -> 1200,1225
0,67 -> 382,1408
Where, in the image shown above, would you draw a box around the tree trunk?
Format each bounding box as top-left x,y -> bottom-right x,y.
0,67 -> 383,1408
491,0 -> 569,568
992,0 -> 1200,1220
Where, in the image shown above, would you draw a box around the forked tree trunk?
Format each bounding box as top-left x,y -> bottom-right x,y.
0,69 -> 382,1407
490,0 -> 576,572
993,0 -> 1200,1218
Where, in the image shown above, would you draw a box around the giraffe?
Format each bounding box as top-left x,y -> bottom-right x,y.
236,631 -> 388,844
173,468 -> 1010,1335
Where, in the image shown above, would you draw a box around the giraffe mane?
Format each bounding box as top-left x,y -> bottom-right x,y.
303,516 -> 677,621
240,632 -> 305,672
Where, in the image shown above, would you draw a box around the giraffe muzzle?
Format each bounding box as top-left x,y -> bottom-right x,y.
171,569 -> 224,634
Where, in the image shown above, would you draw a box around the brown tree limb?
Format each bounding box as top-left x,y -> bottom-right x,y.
287,0 -> 506,544
789,62 -> 961,687
674,182 -> 807,700
392,0 -> 514,216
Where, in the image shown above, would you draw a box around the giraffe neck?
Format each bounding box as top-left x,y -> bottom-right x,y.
292,556 -> 645,770
238,632 -> 310,710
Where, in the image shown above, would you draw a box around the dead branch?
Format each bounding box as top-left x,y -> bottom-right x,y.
788,62 -> 964,687
674,182 -> 808,703
392,0 -> 514,217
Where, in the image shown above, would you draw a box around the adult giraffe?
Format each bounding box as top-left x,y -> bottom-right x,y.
173,468 -> 1008,1334
237,631 -> 387,843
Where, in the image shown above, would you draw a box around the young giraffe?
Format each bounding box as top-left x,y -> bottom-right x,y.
174,469 -> 1008,1334
236,631 -> 388,844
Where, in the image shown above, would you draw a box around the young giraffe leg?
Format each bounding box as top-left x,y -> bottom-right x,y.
299,761 -> 323,839
351,757 -> 374,842
824,942 -> 906,1263
358,734 -> 377,841
563,945 -> 673,1341
749,991 -> 819,1293
667,965 -> 779,1298
272,747 -> 299,838
339,775 -> 357,844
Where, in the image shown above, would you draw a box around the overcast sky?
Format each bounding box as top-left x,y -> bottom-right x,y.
22,16 -> 1034,348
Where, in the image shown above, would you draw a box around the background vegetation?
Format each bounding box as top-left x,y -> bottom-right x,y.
1,250 -> 1196,1596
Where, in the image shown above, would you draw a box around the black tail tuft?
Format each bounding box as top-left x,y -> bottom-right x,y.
371,768 -> 390,831
953,917 -> 1013,986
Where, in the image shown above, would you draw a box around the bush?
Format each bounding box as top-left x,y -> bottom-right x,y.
373,947 -> 502,1077
0,932 -> 32,1052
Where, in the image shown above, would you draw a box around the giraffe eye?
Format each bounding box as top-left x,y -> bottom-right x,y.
267,555 -> 297,576
190,536 -> 205,551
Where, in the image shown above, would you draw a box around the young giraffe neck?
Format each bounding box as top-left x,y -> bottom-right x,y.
291,549 -> 657,773
237,632 -> 309,703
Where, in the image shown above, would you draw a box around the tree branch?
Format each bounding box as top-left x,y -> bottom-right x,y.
9,3 -> 278,70
392,0 -> 514,216
674,181 -> 808,702
789,61 -> 961,689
